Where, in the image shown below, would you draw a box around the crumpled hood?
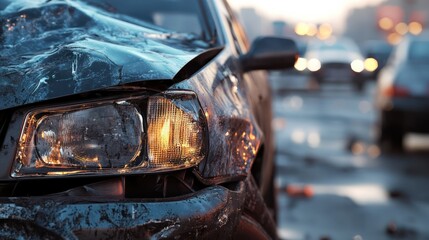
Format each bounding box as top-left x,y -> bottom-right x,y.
0,0 -> 207,110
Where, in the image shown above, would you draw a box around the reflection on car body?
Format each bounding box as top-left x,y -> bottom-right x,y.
0,0 -> 298,239
376,34 -> 429,149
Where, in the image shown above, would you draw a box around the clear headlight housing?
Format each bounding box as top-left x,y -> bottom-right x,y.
12,91 -> 207,177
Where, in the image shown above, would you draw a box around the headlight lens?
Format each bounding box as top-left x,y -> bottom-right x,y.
13,91 -> 207,177
34,104 -> 143,168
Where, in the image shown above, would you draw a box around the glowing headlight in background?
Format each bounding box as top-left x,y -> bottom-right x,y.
364,58 -> 379,72
351,59 -> 365,73
13,91 -> 207,177
294,57 -> 308,71
307,58 -> 321,72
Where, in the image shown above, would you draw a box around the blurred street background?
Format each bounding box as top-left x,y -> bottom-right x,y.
231,0 -> 429,239
271,75 -> 429,240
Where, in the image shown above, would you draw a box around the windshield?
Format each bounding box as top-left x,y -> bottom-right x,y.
319,43 -> 348,52
1,0 -> 213,42
409,40 -> 429,63
83,0 -> 207,37
308,39 -> 361,54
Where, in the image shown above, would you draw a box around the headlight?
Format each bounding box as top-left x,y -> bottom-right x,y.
364,58 -> 378,72
351,59 -> 364,73
12,91 -> 207,177
307,58 -> 321,72
294,57 -> 307,71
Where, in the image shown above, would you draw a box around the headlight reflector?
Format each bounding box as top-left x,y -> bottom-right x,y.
147,96 -> 204,168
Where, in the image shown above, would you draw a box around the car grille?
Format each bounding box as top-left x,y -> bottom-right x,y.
322,62 -> 351,70
319,62 -> 354,82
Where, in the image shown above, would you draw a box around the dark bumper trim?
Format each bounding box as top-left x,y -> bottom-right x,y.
382,109 -> 429,133
0,184 -> 245,239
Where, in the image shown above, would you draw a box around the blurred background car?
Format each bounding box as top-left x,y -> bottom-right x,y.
231,1 -> 429,239
304,38 -> 366,91
376,34 -> 429,149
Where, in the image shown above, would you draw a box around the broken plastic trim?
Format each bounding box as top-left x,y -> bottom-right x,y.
0,112 -> 9,148
173,47 -> 224,82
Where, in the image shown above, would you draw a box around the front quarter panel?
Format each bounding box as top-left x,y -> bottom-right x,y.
172,48 -> 263,184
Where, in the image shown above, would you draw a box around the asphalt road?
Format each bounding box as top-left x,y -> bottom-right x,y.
271,72 -> 429,240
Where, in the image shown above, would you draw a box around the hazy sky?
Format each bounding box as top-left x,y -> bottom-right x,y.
229,0 -> 386,30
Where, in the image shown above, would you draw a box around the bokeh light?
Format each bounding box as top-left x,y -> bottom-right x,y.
378,17 -> 394,30
395,22 -> 408,35
387,32 -> 402,45
307,132 -> 321,148
409,22 -> 423,35
351,60 -> 364,73
294,57 -> 308,71
318,23 -> 333,40
307,58 -> 321,72
291,129 -> 306,144
352,142 -> 365,155
295,22 -> 309,36
306,24 -> 318,37
364,58 -> 378,72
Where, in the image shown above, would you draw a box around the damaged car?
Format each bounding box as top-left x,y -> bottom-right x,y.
0,0 -> 297,239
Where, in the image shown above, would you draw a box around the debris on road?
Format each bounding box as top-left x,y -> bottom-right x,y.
388,189 -> 408,200
285,185 -> 314,198
319,236 -> 331,240
385,222 -> 418,239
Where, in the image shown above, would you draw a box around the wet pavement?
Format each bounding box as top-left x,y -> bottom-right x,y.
271,72 -> 429,240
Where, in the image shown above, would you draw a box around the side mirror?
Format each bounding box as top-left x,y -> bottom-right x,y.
240,37 -> 299,72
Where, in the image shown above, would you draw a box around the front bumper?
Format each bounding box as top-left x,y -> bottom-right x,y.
0,184 -> 244,240
311,66 -> 363,83
382,109 -> 429,133
380,97 -> 429,133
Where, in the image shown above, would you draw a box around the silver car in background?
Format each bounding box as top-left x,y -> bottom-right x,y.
376,35 -> 429,149
303,38 -> 366,91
